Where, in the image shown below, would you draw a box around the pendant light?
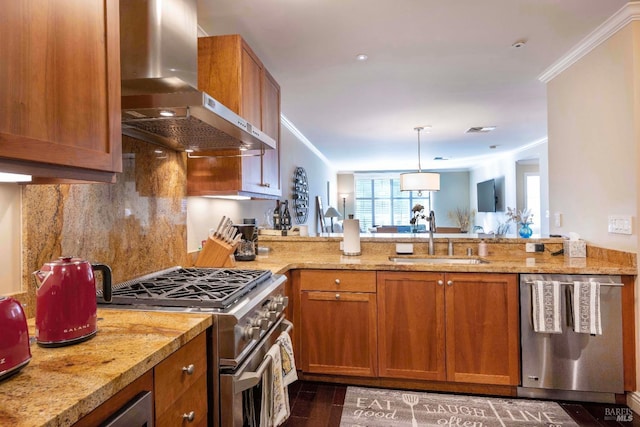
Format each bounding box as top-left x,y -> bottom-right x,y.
400,126 -> 440,195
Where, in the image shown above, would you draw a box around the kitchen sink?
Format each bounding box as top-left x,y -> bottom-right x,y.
388,256 -> 489,265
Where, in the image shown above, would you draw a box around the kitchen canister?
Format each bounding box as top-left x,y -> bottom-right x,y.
342,219 -> 361,256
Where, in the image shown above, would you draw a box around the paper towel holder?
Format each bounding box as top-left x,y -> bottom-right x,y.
342,216 -> 362,256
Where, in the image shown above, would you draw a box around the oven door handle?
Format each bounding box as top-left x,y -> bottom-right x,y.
234,319 -> 293,393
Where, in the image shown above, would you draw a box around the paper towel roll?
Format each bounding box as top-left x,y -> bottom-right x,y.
342,219 -> 361,256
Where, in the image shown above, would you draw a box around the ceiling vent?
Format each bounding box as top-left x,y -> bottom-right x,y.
466,126 -> 496,133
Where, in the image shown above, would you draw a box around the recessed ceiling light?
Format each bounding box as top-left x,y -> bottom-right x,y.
512,40 -> 526,49
356,53 -> 368,61
433,156 -> 449,161
489,145 -> 499,149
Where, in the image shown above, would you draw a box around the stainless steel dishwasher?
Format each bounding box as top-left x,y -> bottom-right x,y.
518,274 -> 624,403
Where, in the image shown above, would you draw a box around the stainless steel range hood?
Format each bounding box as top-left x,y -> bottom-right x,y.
119,0 -> 275,152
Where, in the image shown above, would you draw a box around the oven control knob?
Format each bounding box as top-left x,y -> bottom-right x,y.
251,316 -> 270,330
242,325 -> 261,341
266,295 -> 288,313
275,295 -> 289,308
266,310 -> 278,322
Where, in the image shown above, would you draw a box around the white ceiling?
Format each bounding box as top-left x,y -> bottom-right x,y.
197,0 -> 628,172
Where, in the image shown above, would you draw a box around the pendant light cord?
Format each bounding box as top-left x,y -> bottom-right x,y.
415,126 -> 423,172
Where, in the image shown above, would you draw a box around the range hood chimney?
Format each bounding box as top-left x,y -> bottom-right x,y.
119,0 -> 275,152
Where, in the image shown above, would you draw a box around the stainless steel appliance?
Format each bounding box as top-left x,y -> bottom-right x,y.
119,0 -> 276,153
102,391 -> 153,427
233,223 -> 258,261
97,267 -> 290,427
518,274 -> 624,403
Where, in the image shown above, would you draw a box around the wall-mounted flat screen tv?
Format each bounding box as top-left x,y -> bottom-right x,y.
477,179 -> 497,212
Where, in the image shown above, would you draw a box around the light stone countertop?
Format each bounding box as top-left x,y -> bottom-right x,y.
0,309 -> 212,427
239,235 -> 637,276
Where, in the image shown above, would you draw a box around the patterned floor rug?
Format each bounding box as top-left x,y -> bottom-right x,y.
340,386 -> 579,427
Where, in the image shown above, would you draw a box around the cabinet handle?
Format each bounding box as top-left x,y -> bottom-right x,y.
437,280 -> 444,286
334,279 -> 341,285
447,280 -> 453,286
182,364 -> 195,375
335,293 -> 340,300
183,411 -> 195,422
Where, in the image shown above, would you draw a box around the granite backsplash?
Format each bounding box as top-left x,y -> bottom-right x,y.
18,136 -> 189,316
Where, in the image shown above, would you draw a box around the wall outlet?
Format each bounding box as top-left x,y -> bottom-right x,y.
526,243 -> 545,253
608,215 -> 633,235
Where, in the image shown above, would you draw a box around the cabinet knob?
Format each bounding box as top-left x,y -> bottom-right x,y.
335,293 -> 340,300
447,280 -> 453,286
334,279 -> 341,285
182,364 -> 195,375
437,280 -> 444,286
183,411 -> 195,422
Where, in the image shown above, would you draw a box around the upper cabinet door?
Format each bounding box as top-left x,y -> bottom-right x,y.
261,69 -> 281,193
0,0 -> 122,182
191,35 -> 281,198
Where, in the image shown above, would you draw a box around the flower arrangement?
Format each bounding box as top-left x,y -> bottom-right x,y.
410,204 -> 426,226
447,207 -> 475,232
505,207 -> 533,225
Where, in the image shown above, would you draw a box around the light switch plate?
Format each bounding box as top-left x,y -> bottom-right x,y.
608,215 -> 633,235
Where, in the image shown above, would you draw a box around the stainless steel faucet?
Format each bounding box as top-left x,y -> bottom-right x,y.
427,210 -> 436,255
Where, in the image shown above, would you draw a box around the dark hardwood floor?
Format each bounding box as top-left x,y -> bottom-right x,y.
283,381 -> 640,427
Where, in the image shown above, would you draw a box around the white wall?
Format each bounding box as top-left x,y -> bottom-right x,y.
0,183 -> 22,295
432,172 -> 471,228
187,121 -> 336,251
547,22 -> 639,252
470,141 -> 549,236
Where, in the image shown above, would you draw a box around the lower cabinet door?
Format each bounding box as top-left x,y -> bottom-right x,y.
377,272 -> 446,381
301,291 -> 377,377
445,273 -> 520,385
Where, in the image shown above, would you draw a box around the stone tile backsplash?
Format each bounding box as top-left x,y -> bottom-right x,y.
19,137 -> 189,316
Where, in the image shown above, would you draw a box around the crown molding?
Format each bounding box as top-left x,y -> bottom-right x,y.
280,114 -> 335,170
539,1 -> 640,83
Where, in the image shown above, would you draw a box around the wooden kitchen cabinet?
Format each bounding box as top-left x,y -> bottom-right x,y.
189,34 -> 281,198
377,272 -> 520,386
444,273 -> 519,385
0,0 -> 122,183
298,270 -> 378,377
155,331 -> 209,427
74,330 -> 209,427
377,272 -> 446,381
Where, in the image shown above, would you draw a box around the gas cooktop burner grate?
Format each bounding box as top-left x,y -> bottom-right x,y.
99,267 -> 272,309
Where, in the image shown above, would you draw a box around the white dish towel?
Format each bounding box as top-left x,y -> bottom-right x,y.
260,343 -> 287,427
260,330 -> 298,427
277,330 -> 298,388
531,280 -> 562,333
573,281 -> 602,335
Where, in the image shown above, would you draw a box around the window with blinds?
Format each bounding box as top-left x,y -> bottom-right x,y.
354,175 -> 431,231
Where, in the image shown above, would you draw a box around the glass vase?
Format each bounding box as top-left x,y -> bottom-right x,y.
518,223 -> 533,238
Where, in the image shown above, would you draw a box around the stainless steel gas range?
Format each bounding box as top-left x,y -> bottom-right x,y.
97,266 -> 290,427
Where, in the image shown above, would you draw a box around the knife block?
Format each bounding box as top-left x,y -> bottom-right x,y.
195,236 -> 239,268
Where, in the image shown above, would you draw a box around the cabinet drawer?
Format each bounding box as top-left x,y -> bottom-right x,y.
299,270 -> 376,292
156,374 -> 208,427
155,332 -> 207,412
